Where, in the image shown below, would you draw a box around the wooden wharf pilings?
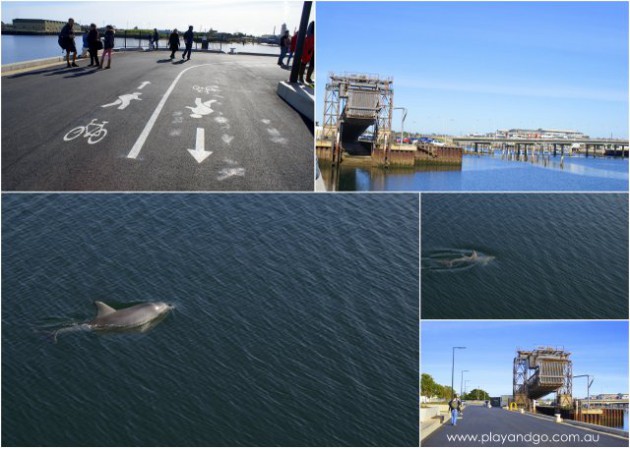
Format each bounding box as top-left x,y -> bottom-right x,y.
536,406 -> 626,429
316,140 -> 463,167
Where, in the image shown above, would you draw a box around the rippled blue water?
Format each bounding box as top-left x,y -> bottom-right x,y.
421,194 -> 628,319
2,194 -> 419,446
325,154 -> 629,191
1,35 -> 278,64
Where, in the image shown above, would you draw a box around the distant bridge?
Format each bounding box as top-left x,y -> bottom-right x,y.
452,136 -> 629,157
452,136 -> 629,146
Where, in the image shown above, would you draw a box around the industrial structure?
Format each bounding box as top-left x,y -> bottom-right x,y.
513,347 -> 573,411
320,73 -> 394,165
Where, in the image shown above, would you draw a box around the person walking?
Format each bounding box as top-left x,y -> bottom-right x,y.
182,25 -> 194,60
168,29 -> 180,59
277,30 -> 290,66
286,31 -> 297,66
59,18 -> 78,67
152,28 -> 159,49
81,29 -> 89,58
448,394 -> 462,426
87,23 -> 100,67
100,25 -> 115,69
298,21 -> 314,84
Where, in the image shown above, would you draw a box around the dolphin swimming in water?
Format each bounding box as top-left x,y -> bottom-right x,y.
437,250 -> 495,268
51,301 -> 173,342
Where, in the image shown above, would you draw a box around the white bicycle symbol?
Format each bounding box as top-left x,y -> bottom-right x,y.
64,119 -> 109,144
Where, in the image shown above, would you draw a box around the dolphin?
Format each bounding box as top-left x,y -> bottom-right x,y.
51,301 -> 173,342
438,250 -> 494,268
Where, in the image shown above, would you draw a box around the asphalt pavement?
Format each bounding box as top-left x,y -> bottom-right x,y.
422,405 -> 628,447
2,51 -> 313,191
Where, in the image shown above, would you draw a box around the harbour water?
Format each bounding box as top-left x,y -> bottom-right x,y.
421,193 -> 628,319
2,194 -> 419,446
1,34 -> 279,65
322,153 -> 629,191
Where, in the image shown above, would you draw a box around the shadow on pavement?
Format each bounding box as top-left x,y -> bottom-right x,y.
156,59 -> 172,63
63,68 -> 101,78
8,66 -> 76,79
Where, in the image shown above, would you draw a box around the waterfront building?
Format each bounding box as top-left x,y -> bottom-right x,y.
2,18 -> 81,34
495,128 -> 589,140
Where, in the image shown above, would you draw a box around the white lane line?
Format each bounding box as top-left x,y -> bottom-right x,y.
127,64 -> 213,159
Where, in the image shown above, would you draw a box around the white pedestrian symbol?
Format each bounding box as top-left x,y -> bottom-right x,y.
101,92 -> 142,110
186,98 -> 217,118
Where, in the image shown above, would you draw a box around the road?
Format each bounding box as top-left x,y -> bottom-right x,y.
422,405 -> 628,447
2,51 -> 313,191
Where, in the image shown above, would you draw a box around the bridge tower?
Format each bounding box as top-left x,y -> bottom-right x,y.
513,347 -> 573,412
322,73 -> 394,166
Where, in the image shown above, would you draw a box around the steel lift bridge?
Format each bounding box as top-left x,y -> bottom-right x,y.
513,347 -> 573,411
322,73 -> 394,165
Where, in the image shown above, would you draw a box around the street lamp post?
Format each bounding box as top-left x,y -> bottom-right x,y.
574,374 -> 594,410
460,370 -> 469,399
451,346 -> 466,399
394,107 -> 408,146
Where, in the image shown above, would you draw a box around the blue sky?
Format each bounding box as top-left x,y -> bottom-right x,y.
316,2 -> 629,138
421,321 -> 629,398
1,1 -> 305,36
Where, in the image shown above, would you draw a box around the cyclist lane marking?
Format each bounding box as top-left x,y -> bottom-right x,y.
127,63 -> 215,160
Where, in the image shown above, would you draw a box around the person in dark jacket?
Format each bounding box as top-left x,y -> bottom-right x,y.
59,18 -> 78,67
152,28 -> 159,49
182,26 -> 194,60
100,25 -> 115,69
87,23 -> 100,67
169,29 -> 180,59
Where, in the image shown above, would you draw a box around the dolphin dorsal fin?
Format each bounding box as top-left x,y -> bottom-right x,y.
94,301 -> 117,318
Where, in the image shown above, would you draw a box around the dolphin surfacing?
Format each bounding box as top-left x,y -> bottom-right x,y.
89,301 -> 172,329
52,301 -> 173,342
431,249 -> 495,270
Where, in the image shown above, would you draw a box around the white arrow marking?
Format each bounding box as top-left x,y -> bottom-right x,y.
222,134 -> 234,145
138,81 -> 151,89
127,63 -> 214,159
187,128 -> 212,163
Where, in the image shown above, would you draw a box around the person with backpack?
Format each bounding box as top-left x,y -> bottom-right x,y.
59,18 -> 78,68
277,30 -> 290,67
168,29 -> 180,59
87,23 -> 100,67
448,394 -> 463,426
100,25 -> 115,69
182,26 -> 194,61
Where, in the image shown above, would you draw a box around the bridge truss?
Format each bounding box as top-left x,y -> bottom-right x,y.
322,73 -> 394,165
513,347 -> 573,411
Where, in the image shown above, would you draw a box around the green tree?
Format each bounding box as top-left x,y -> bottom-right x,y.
421,373 -> 437,397
463,388 -> 490,400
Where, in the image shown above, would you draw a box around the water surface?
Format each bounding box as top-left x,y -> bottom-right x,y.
2,194 -> 419,446
1,34 -> 278,64
421,194 -> 628,319
322,154 -> 629,191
